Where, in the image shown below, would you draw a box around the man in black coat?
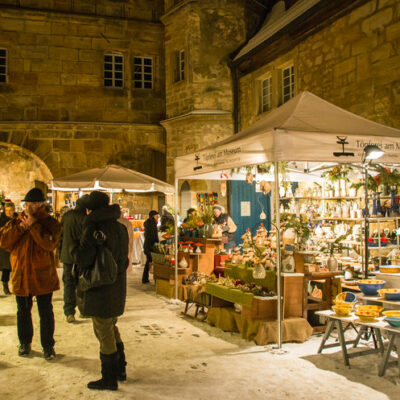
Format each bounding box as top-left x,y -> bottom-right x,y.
0,201 -> 16,295
74,191 -> 129,391
60,195 -> 89,322
142,210 -> 159,284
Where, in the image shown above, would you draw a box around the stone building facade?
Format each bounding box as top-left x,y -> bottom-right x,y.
234,0 -> 400,134
0,0 -> 166,189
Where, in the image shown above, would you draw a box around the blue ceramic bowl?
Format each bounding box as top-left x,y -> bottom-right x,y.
385,317 -> 400,327
385,290 -> 400,301
357,280 -> 386,296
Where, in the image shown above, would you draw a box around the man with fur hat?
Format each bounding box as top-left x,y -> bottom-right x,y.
0,188 -> 61,360
73,191 -> 129,391
60,194 -> 90,323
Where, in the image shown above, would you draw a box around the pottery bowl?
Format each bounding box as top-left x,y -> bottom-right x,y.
379,265 -> 400,274
332,305 -> 353,317
385,317 -> 400,327
356,305 -> 383,315
382,310 -> 400,318
335,291 -> 357,304
355,311 -> 379,322
377,288 -> 400,300
356,280 -> 386,296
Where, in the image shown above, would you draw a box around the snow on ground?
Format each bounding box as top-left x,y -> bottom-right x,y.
0,266 -> 399,400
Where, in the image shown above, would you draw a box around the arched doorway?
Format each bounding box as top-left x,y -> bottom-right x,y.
0,142 -> 53,209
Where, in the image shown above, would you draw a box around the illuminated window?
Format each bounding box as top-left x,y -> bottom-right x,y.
104,53 -> 124,88
282,65 -> 295,103
0,49 -> 7,83
133,57 -> 153,89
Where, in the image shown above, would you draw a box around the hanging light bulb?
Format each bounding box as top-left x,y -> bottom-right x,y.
260,210 -> 266,220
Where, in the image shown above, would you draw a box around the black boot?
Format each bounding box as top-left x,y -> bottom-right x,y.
3,282 -> 10,295
116,342 -> 127,381
87,352 -> 118,391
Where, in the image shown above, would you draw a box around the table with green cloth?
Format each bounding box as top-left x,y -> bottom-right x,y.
224,264 -> 276,291
205,282 -> 254,306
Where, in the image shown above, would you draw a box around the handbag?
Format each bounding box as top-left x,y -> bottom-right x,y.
78,230 -> 118,291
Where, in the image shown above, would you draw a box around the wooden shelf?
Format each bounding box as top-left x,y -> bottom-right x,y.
280,197 -> 361,200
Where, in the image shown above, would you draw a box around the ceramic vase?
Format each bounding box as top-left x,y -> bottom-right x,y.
195,246 -> 202,254
252,264 -> 266,279
376,192 -> 383,217
179,257 -> 188,268
327,255 -> 338,271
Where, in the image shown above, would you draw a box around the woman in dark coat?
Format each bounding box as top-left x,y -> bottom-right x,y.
0,201 -> 16,295
74,191 -> 129,391
142,210 -> 159,283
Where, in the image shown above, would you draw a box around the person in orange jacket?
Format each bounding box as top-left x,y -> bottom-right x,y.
0,188 -> 61,360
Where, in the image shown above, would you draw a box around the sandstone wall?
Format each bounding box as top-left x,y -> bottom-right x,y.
239,0 -> 400,130
0,122 -> 165,179
0,1 -> 164,21
0,6 -> 165,124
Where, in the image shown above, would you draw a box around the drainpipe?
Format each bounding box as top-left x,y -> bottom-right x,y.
229,60 -> 240,134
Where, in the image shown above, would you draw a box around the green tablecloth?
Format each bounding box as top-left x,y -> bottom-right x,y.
205,282 -> 254,306
224,264 -> 276,291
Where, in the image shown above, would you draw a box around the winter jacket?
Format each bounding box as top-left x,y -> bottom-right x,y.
0,207 -> 61,296
214,213 -> 237,243
160,213 -> 174,232
0,213 -> 12,271
60,205 -> 87,264
143,217 -> 158,254
74,204 -> 129,318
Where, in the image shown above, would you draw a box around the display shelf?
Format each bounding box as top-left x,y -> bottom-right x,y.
361,295 -> 400,307
280,196 -> 361,201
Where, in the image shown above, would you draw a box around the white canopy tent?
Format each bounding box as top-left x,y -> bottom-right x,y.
173,91 -> 400,348
52,164 -> 175,194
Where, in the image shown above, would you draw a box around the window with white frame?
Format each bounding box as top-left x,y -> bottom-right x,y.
282,65 -> 295,103
175,50 -> 185,82
260,76 -> 272,113
104,53 -> 124,88
0,48 -> 7,83
133,57 -> 153,89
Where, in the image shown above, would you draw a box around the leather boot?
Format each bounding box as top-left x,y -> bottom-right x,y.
116,342 -> 127,381
3,282 -> 11,295
87,352 -> 118,391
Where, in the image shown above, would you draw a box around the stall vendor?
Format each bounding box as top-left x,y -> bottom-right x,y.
213,205 -> 237,252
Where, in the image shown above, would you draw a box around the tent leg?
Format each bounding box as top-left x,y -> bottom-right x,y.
274,161 -> 282,349
174,178 -> 179,300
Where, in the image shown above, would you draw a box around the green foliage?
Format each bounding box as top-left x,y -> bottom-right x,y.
321,165 -> 353,182
281,213 -> 310,243
321,234 -> 347,255
375,165 -> 400,187
200,206 -> 214,224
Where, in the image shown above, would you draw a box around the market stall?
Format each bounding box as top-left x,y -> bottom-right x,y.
51,164 -> 175,268
173,91 -> 400,347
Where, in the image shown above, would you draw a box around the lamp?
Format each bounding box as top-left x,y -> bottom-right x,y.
362,145 -> 384,278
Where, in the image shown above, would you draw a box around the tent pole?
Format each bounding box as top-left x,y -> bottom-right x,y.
174,178 -> 179,300
274,161 -> 282,349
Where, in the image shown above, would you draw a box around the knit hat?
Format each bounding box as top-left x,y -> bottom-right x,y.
213,205 -> 225,213
23,188 -> 46,202
86,191 -> 109,210
149,210 -> 159,218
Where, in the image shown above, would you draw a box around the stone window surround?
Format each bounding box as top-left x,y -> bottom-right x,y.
104,52 -> 124,88
260,74 -> 272,114
254,59 -> 297,114
282,63 -> 295,103
177,49 -> 185,82
0,48 -> 7,84
133,56 -> 154,90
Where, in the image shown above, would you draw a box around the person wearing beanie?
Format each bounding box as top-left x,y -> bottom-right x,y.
213,204 -> 237,252
59,194 -> 90,323
0,188 -> 61,360
73,191 -> 129,391
142,210 -> 159,284
0,201 -> 17,295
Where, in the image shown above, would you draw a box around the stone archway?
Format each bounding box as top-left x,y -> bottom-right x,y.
0,142 -> 53,207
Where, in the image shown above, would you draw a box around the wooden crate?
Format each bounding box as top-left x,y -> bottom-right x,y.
283,275 -> 304,318
153,262 -> 191,285
155,279 -> 184,300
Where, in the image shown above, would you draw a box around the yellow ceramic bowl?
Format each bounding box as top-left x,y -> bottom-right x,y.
332,305 -> 352,316
357,305 -> 383,315
355,311 -> 378,322
378,289 -> 400,298
382,310 -> 400,317
379,266 -> 400,274
357,279 -> 385,285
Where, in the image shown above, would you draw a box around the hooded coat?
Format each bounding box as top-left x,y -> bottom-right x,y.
0,213 -> 12,271
74,204 -> 129,318
0,207 -> 61,296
